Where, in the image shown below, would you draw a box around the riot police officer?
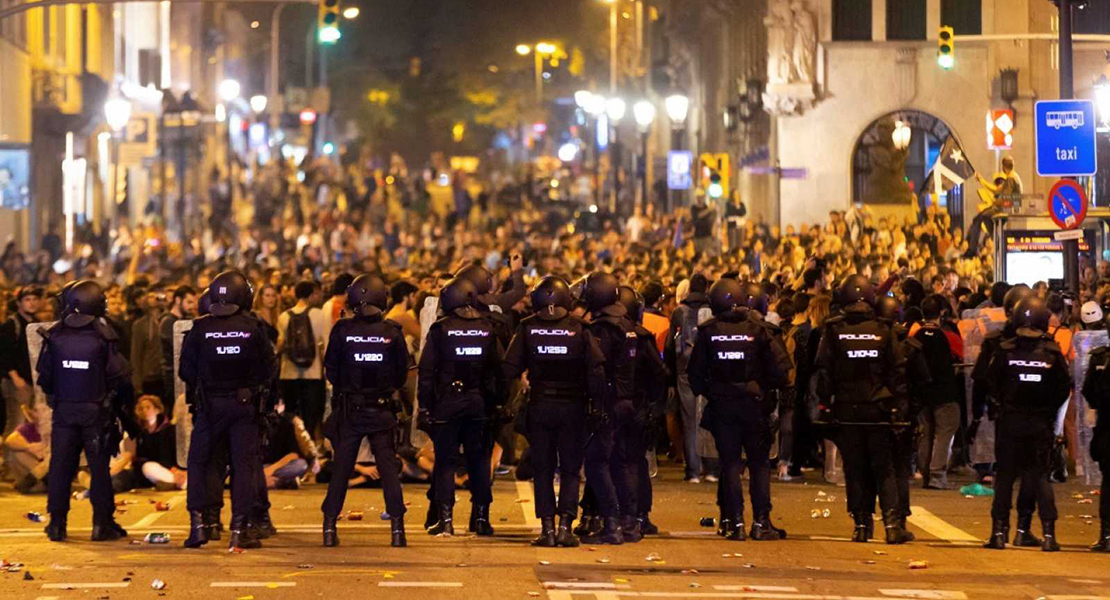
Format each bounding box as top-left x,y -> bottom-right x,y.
37,280 -> 133,542
983,296 -> 1070,552
320,274 -> 409,548
181,271 -> 277,549
617,286 -> 667,537
815,275 -> 912,544
1081,341 -> 1110,552
419,278 -> 505,537
578,271 -> 638,545
688,280 -> 791,541
502,276 -> 607,547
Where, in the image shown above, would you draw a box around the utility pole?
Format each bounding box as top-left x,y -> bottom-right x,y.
1058,0 -> 1080,293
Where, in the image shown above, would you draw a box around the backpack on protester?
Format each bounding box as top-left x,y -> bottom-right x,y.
284,309 -> 317,368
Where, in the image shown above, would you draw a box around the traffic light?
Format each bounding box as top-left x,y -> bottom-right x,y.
318,0 -> 341,44
937,26 -> 954,70
698,153 -> 730,201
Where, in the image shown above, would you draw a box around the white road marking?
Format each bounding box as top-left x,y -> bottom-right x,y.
378,582 -> 463,587
879,591 -> 968,599
906,506 -> 978,542
516,480 -> 541,528
33,596 -> 60,600
127,492 -> 186,529
714,586 -> 800,593
543,582 -> 632,589
210,582 -> 296,587
41,583 -> 131,589
1043,596 -> 1110,600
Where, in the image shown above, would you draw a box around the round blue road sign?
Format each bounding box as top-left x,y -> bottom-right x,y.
1048,179 -> 1088,230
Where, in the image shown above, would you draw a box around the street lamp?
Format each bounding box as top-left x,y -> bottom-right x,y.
104,96 -> 132,218
633,100 -> 656,131
605,97 -> 626,122
1096,75 -> 1110,126
604,98 -> 626,212
250,94 -> 268,114
665,93 -> 689,211
342,6 -> 360,19
219,79 -> 240,201
219,78 -> 241,103
515,43 -> 532,56
575,90 -> 594,110
633,100 -> 656,210
892,120 -> 912,151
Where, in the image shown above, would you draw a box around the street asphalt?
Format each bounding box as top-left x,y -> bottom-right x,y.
1,465 -> 1107,600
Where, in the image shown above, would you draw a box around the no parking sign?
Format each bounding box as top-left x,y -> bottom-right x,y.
1048,179 -> 1088,230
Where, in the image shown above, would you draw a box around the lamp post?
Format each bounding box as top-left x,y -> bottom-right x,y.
665,93 -> 689,210
583,92 -> 606,208
219,78 -> 240,200
104,96 -> 132,220
633,100 -> 655,211
606,97 -> 626,213
517,42 -> 557,103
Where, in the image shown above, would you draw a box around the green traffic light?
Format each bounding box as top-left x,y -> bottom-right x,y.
319,26 -> 341,44
938,53 -> 954,69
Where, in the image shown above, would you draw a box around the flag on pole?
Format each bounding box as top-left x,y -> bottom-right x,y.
922,135 -> 976,200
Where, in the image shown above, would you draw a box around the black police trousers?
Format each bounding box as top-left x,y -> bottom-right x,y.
708,399 -> 773,521
48,403 -> 114,521
199,436 -> 269,519
187,398 -> 261,519
432,418 -> 492,507
322,408 -> 405,518
840,423 -> 899,520
527,400 -> 587,519
611,401 -> 645,519
991,414 -> 1057,521
1101,459 -> 1110,522
583,401 -> 632,519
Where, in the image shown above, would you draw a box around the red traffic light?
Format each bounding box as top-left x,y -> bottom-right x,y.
299,109 -> 318,125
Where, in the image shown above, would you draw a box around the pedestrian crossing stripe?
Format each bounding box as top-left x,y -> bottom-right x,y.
906,506 -> 979,542
210,582 -> 296,587
878,591 -> 968,599
41,584 -> 131,589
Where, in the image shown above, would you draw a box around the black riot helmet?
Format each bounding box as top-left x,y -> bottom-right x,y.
208,270 -> 253,317
618,286 -> 645,324
708,278 -> 744,316
347,274 -> 388,318
56,280 -> 78,316
583,271 -> 620,313
455,264 -> 493,296
197,287 -> 211,316
64,280 -> 107,328
739,282 -> 768,314
875,295 -> 903,323
836,274 -> 875,307
1002,284 -> 1031,317
1012,296 -> 1050,333
440,277 -> 478,313
531,276 -> 572,312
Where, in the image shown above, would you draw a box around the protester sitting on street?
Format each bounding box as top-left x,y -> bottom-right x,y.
3,401 -> 49,493
112,395 -> 184,492
262,409 -> 313,489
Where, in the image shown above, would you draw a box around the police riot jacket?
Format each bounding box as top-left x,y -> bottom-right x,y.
970,323 -> 1016,420
179,312 -> 278,396
588,305 -> 639,408
324,315 -> 410,397
891,322 -> 933,414
37,320 -> 132,405
986,332 -> 1070,417
814,304 -> 907,415
1082,345 -> 1110,460
686,308 -> 790,401
418,307 -> 505,421
632,323 -> 666,413
502,309 -> 607,407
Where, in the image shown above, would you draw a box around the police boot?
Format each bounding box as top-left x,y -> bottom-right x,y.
391,516 -> 407,548
621,515 -> 643,543
898,515 -> 914,542
254,510 -> 277,539
91,518 -> 123,542
852,514 -> 871,543
638,513 -> 659,536
555,515 -> 580,547
1041,520 -> 1061,552
470,504 -> 494,536
424,502 -> 438,530
726,518 -> 747,541
750,515 -> 786,541
582,517 -> 624,545
984,519 -> 1009,550
716,515 -> 733,537
1091,520 -> 1110,552
427,504 -> 454,536
1013,512 -> 1042,547
322,515 -> 340,547
573,514 -> 598,537
203,508 -> 222,541
44,514 -> 67,542
229,514 -> 262,549
184,510 -> 208,548
532,517 -> 557,547
882,512 -> 913,545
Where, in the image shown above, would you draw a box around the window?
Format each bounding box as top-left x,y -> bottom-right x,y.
833,0 -> 872,41
1076,1 -> 1110,35
941,0 -> 982,34
887,0 -> 926,40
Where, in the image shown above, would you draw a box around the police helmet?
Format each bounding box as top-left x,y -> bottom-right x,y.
440,277 -> 478,313
582,272 -> 620,314
197,288 -> 212,316
63,280 -> 107,328
874,295 -> 903,323
55,281 -> 78,316
618,286 -> 645,324
531,276 -> 572,312
208,270 -> 253,317
739,282 -> 768,314
1011,296 -> 1050,333
347,274 -> 388,318
708,278 -> 744,316
1002,284 -> 1031,317
1081,300 -> 1103,325
455,264 -> 493,296
836,275 -> 875,307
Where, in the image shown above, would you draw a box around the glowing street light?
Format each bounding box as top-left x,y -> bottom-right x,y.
605,97 -> 626,122
104,97 -> 132,132
633,100 -> 656,131
249,94 -> 268,114
219,79 -> 241,103
892,120 -> 912,150
342,6 -> 360,19
575,90 -> 594,109
536,41 -> 557,55
515,44 -> 532,56
585,93 -> 607,117
665,93 -> 690,125
1096,75 -> 1110,126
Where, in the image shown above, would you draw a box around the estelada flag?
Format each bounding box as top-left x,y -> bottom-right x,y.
923,135 -> 977,198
